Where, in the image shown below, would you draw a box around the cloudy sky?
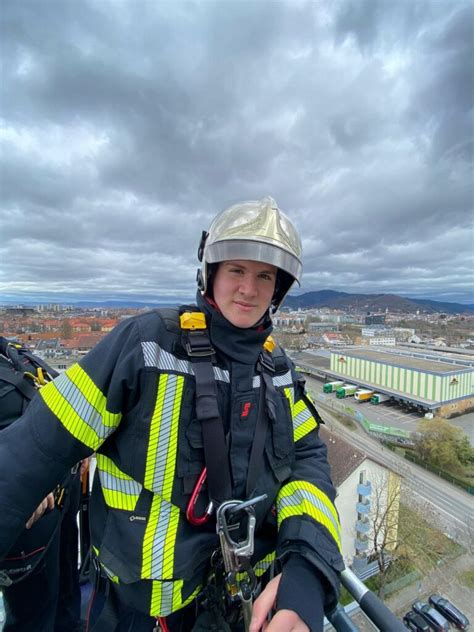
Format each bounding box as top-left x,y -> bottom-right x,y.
1,0 -> 473,306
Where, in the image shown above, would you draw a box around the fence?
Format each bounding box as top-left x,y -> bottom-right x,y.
313,392 -> 412,441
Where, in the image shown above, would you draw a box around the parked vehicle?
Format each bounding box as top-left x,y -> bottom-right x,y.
403,610 -> 430,631
354,389 -> 375,402
412,600 -> 450,631
335,384 -> 358,399
370,392 -> 390,404
323,380 -> 344,393
429,594 -> 470,630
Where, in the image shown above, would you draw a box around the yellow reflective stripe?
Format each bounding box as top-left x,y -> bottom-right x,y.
237,551 -> 276,582
96,453 -> 142,511
150,579 -> 201,617
284,388 -> 317,442
294,417 -> 317,442
144,374 -> 183,501
284,387 -> 295,417
277,480 -> 342,552
40,364 -> 121,450
92,544 -> 120,584
100,561 -> 120,584
142,495 -> 180,580
293,399 -> 317,441
254,551 -> 276,577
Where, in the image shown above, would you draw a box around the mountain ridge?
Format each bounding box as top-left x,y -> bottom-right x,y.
2,292 -> 473,313
283,291 -> 474,314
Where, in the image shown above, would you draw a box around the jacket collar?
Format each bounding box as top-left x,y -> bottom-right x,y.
195,292 -> 273,365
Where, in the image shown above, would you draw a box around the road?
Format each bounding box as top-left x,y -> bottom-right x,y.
307,377 -> 473,548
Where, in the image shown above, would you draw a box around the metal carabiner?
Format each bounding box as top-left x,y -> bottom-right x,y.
216,495 -> 267,573
186,467 -> 214,526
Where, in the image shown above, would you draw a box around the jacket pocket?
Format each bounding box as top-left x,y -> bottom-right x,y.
176,417 -> 205,488
266,390 -> 294,482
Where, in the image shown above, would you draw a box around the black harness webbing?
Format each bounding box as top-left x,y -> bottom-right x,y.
245,353 -> 275,498
0,365 -> 38,401
192,357 -> 233,504
181,312 -> 276,506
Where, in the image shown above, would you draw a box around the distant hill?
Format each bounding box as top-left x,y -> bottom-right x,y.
284,290 -> 474,314
2,292 -> 472,313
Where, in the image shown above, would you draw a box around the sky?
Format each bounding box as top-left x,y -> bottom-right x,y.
1,0 -> 473,306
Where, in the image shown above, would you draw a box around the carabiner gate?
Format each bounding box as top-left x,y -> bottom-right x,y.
186,467 -> 214,526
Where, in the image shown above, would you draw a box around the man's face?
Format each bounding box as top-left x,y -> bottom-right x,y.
212,260 -> 277,328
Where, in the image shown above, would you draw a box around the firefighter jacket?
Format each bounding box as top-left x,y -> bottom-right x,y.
0,296 -> 344,620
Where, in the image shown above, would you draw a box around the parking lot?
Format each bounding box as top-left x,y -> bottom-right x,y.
306,376 -> 472,439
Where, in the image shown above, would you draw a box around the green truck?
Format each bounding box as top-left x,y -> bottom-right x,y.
336,384 -> 358,398
370,393 -> 391,404
323,381 -> 345,393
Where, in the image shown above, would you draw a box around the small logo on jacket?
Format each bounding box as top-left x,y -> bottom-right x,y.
241,402 -> 251,418
129,515 -> 147,523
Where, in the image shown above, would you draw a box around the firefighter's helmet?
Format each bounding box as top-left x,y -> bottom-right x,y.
197,197 -> 302,310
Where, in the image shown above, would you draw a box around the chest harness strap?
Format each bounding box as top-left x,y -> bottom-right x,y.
179,312 -> 280,631
180,311 -> 233,506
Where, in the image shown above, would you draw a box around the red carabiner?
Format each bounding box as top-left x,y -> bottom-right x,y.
186,467 -> 213,526
156,617 -> 170,632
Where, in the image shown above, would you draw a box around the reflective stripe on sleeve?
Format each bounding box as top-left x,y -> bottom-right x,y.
144,373 -> 183,500
284,387 -> 318,442
277,480 -> 342,553
96,453 -> 142,511
40,363 -> 121,450
292,398 -> 318,441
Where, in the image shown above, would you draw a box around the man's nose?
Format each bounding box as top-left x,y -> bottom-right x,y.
239,275 -> 258,296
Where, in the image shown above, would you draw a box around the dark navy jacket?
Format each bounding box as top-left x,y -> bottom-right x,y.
0,297 -> 343,627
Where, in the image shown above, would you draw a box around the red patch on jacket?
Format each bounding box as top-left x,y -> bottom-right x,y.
241,402 -> 251,418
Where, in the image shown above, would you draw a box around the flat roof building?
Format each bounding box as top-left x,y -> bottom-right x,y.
329,346 -> 474,416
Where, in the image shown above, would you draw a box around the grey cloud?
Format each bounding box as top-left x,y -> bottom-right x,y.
1,0 -> 472,305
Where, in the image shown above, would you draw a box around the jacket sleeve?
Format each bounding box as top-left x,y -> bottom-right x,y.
0,317 -> 143,558
275,371 -> 344,616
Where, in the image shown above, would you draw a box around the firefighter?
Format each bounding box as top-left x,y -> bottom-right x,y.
0,197 -> 343,631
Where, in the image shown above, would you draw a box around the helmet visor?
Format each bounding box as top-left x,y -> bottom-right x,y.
206,239 -> 302,285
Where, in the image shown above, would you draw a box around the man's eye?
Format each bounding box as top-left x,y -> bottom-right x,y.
259,273 -> 273,281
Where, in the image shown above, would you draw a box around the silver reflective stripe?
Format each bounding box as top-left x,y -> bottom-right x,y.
159,582 -> 174,614
252,371 -> 293,389
151,374 -> 178,495
141,342 -> 230,383
272,370 -> 293,388
150,502 -> 173,578
53,372 -> 111,441
293,407 -> 313,431
142,342 -> 191,374
99,470 -> 142,498
278,487 -> 339,536
213,366 -> 230,383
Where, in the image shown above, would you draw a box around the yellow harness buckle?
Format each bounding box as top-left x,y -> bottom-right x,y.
263,335 -> 276,353
180,312 -> 207,330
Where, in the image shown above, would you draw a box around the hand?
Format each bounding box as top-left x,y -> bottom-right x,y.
80,457 -> 91,477
25,492 -> 55,529
249,574 -> 309,631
